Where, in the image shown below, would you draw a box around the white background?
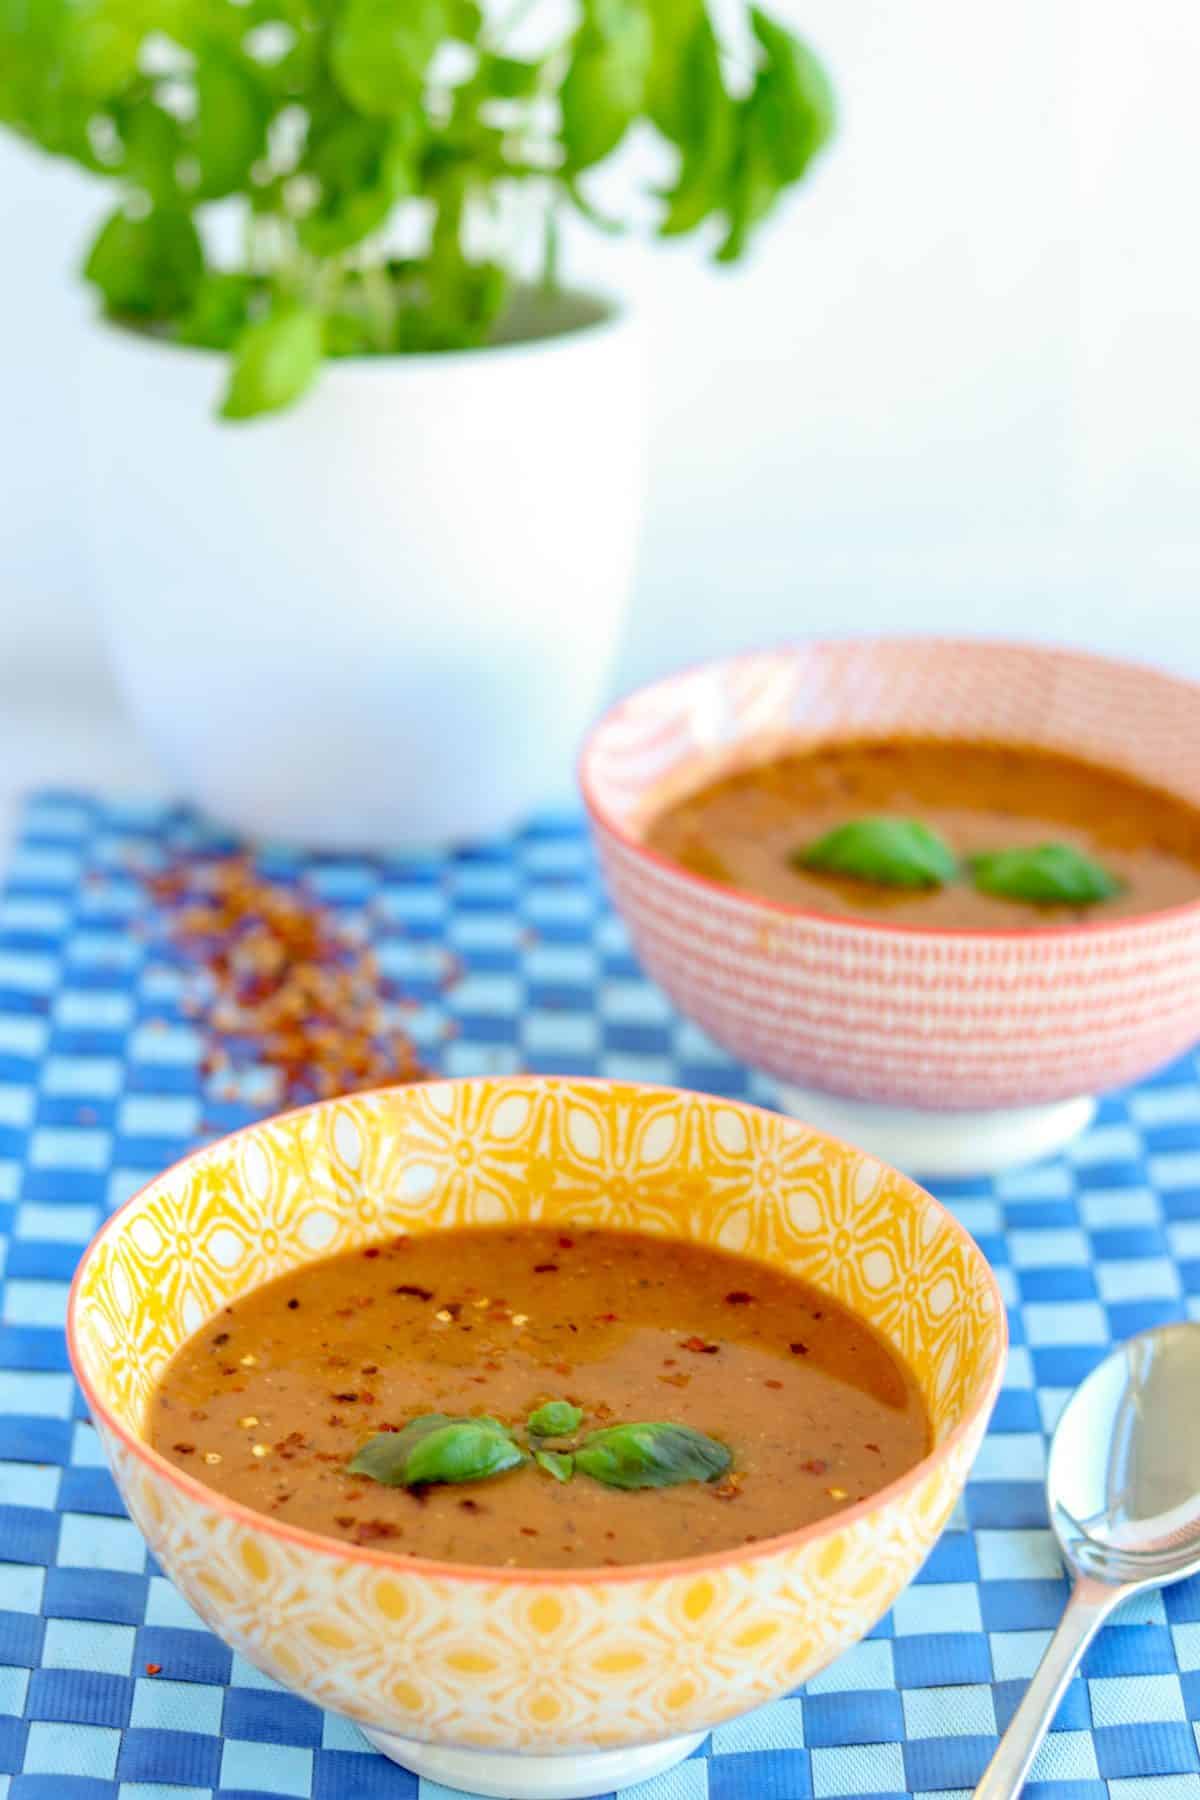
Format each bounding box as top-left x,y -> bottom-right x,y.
2,0 -> 1199,817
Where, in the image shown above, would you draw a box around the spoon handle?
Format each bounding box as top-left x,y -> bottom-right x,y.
974,1575 -> 1123,1800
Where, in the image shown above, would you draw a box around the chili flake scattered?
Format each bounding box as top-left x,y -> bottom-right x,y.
142,855 -> 426,1105
724,1291 -> 755,1305
145,1663 -> 162,1676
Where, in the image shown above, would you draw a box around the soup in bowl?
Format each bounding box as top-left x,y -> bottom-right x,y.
580,639 -> 1200,1174
68,1078 -> 1003,1800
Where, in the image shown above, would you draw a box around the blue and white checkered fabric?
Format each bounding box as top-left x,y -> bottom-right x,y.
2,790 -> 1200,1800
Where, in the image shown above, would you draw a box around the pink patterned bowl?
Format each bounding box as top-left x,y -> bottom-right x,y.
580,639 -> 1200,1175
68,1078 -> 1004,1800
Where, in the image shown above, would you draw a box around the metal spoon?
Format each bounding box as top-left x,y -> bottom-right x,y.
975,1321 -> 1200,1799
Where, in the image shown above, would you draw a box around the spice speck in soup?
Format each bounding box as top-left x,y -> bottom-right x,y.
148,1226 -> 929,1568
646,738 -> 1200,928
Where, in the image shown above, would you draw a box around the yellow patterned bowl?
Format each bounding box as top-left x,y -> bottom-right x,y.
68,1078 -> 1005,1800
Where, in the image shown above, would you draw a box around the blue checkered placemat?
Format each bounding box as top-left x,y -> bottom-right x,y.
2,790 -> 1200,1800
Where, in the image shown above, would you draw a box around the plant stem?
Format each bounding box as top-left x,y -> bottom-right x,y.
361,259 -> 396,351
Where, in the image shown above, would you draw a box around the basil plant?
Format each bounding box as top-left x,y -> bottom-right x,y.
0,0 -> 835,419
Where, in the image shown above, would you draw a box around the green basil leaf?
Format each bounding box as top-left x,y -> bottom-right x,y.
119,102 -> 184,204
658,16 -> 733,237
60,0 -> 141,100
191,52 -> 267,199
717,8 -> 835,263
644,0 -> 703,142
299,116 -> 418,255
83,205 -> 204,318
793,817 -> 959,890
970,843 -> 1122,907
349,1414 -> 523,1487
746,7 -> 835,184
174,272 -> 255,349
477,53 -> 543,100
534,1449 -> 575,1483
331,0 -> 447,116
528,1399 -> 583,1438
574,1422 -> 731,1490
561,0 -> 652,171
220,303 -> 323,421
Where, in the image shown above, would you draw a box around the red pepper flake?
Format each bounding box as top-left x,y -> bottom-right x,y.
144,1662 -> 162,1676
140,855 -> 426,1105
327,1414 -> 345,1428
458,1498 -> 484,1513
558,1235 -> 575,1249
681,1336 -> 719,1355
394,1284 -> 433,1302
800,1458 -> 828,1476
595,1312 -> 619,1324
764,1378 -> 784,1390
553,1362 -> 573,1377
864,1442 -> 881,1454
335,1514 -> 356,1528
211,1333 -> 230,1347
363,1248 -> 380,1259
532,1263 -> 559,1274
361,1363 -> 379,1375
287,1299 -> 300,1311
189,1410 -> 208,1422
353,1520 -> 401,1544
281,1431 -> 308,1449
724,1291 -> 755,1306
520,1526 -> 539,1536
172,1442 -> 196,1455
789,1341 -> 809,1356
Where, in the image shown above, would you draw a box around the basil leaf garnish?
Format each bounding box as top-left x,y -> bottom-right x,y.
528,1400 -> 583,1438
793,817 -> 959,890
573,1422 -> 731,1490
534,1449 -> 575,1483
348,1415 -> 523,1488
970,843 -> 1122,906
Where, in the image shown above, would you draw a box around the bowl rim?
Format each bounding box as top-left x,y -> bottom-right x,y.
578,633 -> 1200,944
66,1075 -> 1008,1589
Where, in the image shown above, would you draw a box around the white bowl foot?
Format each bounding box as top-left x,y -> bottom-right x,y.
358,1726 -> 707,1799
774,1085 -> 1097,1177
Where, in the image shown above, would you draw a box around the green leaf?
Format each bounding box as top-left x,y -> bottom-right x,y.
174,271 -> 255,348
574,1422 -> 731,1490
220,304 -> 324,420
793,817 -> 959,890
447,0 -> 482,35
331,0 -> 447,115
528,1399 -> 583,1438
60,0 -> 142,100
658,16 -> 733,237
560,0 -> 652,171
119,102 -> 184,203
191,52 -> 267,198
478,53 -> 543,100
534,1449 -> 575,1483
300,115 -> 418,255
83,205 -> 204,318
717,8 -> 835,263
746,7 -> 835,184
348,1414 -> 524,1487
644,0 -> 703,143
970,844 -> 1122,907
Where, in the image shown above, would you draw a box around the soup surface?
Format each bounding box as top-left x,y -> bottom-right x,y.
644,738 -> 1200,928
147,1226 -> 929,1568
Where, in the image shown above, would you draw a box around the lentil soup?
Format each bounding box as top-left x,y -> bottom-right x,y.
147,1225 -> 930,1569
645,739 -> 1200,928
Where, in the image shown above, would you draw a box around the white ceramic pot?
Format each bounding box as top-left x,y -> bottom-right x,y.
79,293 -> 644,850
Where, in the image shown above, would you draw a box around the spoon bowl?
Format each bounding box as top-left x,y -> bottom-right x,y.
976,1322 -> 1200,1798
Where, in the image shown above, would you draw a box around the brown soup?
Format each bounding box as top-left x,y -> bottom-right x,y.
645,738 -> 1200,928
147,1226 -> 929,1569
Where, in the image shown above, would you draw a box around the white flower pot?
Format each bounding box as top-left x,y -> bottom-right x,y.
79,294 -> 644,849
